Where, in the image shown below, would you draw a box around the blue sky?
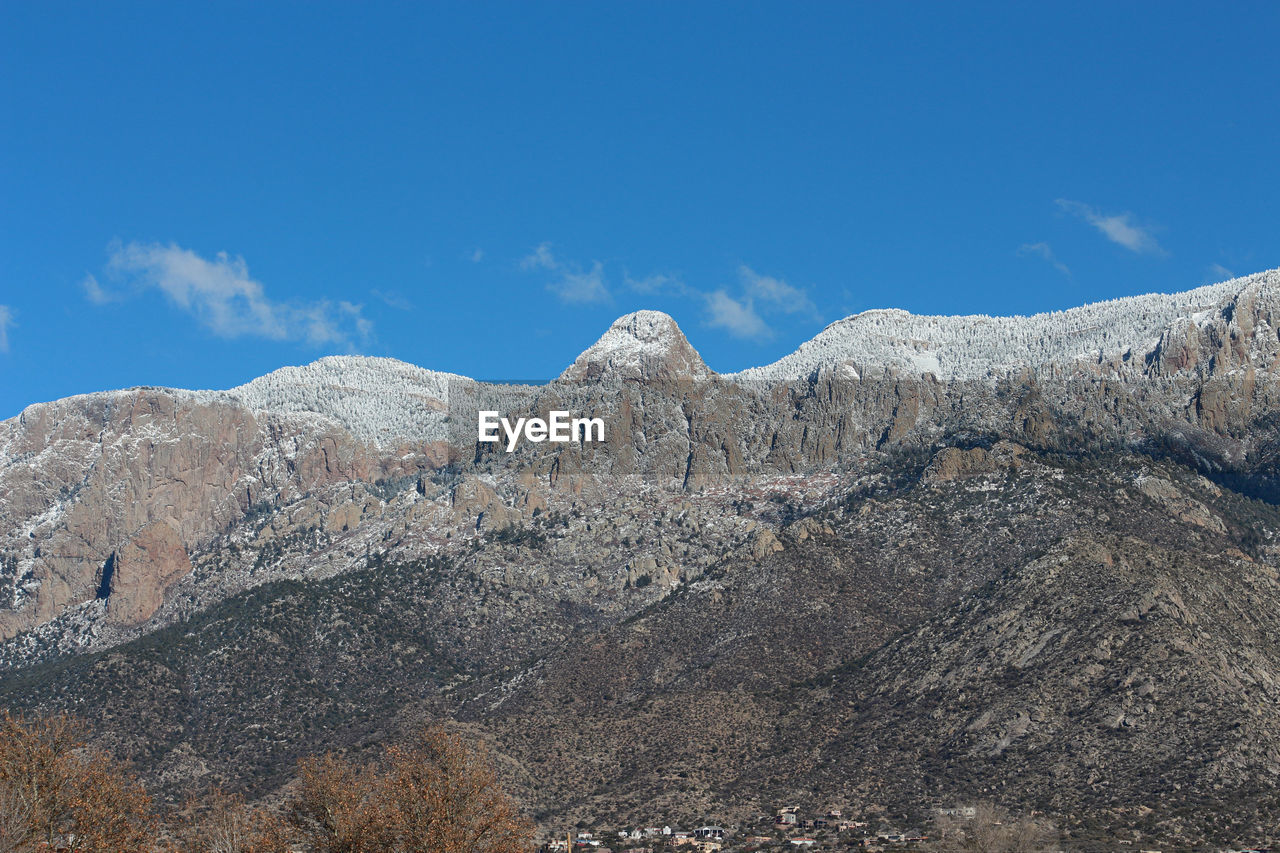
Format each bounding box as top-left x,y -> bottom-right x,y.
2,2 -> 1278,416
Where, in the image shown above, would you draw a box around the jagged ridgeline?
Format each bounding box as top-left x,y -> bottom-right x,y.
3,271 -> 1280,846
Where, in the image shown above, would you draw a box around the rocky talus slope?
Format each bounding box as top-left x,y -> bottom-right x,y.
4,270 -> 1280,846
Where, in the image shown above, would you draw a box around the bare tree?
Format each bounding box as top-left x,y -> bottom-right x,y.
293,753 -> 391,853
176,789 -> 291,853
930,802 -> 1057,853
0,778 -> 35,851
0,711 -> 157,851
293,726 -> 533,853
0,714 -> 528,853
380,727 -> 532,853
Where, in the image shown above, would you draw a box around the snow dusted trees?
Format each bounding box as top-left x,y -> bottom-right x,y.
209,356 -> 469,444
735,270 -> 1277,380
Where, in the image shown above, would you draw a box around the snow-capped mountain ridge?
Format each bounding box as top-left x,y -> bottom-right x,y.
9,356 -> 469,447
204,355 -> 470,444
10,270 -> 1280,447
733,269 -> 1280,380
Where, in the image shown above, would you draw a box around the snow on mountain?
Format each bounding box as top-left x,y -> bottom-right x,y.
203,355 -> 472,444
10,272 -> 1280,452
731,270 -> 1280,381
559,310 -> 715,381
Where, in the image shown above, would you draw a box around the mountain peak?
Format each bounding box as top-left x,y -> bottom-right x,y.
560,311 -> 714,381
213,355 -> 472,444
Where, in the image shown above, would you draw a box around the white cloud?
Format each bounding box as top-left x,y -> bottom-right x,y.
0,305 -> 12,353
625,273 -> 668,293
81,273 -> 121,304
99,241 -> 373,349
470,248 -> 485,263
520,242 -> 558,272
1208,263 -> 1236,281
551,262 -> 610,304
1056,199 -> 1164,255
1017,242 -> 1071,276
298,300 -> 373,347
698,265 -> 818,341
739,265 -> 820,319
372,289 -> 413,311
624,272 -> 690,297
705,290 -> 771,340
521,242 -> 612,304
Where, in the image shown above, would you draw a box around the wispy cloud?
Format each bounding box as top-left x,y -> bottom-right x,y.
520,242 -> 558,272
91,241 -> 373,349
705,290 -> 771,340
700,265 -> 819,341
81,273 -> 121,304
372,289 -> 413,311
518,246 -> 815,340
470,248 -> 485,263
0,305 -> 12,353
552,263 -> 609,304
738,265 -> 820,320
520,242 -> 612,304
1017,242 -> 1071,276
1208,263 -> 1236,281
1056,199 -> 1164,255
624,271 -> 690,297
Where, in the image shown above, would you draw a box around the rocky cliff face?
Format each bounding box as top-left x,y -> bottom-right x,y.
0,389 -> 441,641
102,518 -> 192,626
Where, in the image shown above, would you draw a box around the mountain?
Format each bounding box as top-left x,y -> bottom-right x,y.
213,355 -> 469,444
559,310 -> 714,381
733,268 -> 1280,380
471,453 -> 1280,841
4,271 -> 1280,847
